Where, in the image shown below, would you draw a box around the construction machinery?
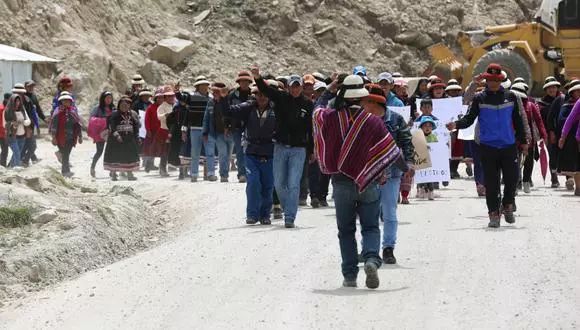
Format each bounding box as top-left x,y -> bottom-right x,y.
427,0 -> 580,95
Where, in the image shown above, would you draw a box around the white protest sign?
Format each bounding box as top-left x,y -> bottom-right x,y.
388,106 -> 411,122
457,105 -> 477,140
413,119 -> 451,148
139,110 -> 147,139
415,97 -> 463,123
411,129 -> 431,170
414,140 -> 451,184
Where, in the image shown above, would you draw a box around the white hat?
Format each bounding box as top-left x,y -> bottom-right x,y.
313,81 -> 327,91
58,94 -> 73,102
342,75 -> 369,99
543,76 -> 561,90
501,71 -> 511,89
11,83 -> 26,93
131,74 -> 144,85
193,75 -> 211,87
392,72 -> 402,78
568,81 -> 580,93
445,79 -> 462,92
511,83 -> 528,98
513,77 -> 526,84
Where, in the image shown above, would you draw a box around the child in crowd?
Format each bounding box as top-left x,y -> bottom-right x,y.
417,116 -> 439,200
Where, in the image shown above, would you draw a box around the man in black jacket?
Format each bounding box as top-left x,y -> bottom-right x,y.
252,65 -> 314,228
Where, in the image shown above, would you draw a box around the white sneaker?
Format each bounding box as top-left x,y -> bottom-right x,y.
523,182 -> 531,194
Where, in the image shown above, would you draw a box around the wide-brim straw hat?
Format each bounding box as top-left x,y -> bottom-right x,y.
342,75 -> 369,99
58,94 -> 73,102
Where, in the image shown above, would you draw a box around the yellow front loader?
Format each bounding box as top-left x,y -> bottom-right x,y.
427,0 -> 580,95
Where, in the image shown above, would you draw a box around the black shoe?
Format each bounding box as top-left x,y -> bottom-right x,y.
284,221 -> 295,228
551,180 -> 560,188
516,181 -> 523,191
320,200 -> 329,207
272,207 -> 283,220
246,217 -> 259,225
127,172 -> 137,181
442,181 -> 449,187
488,212 -> 501,228
382,247 -> 397,264
90,167 -> 96,178
259,218 -> 271,225
364,262 -> 380,289
450,171 -> 460,179
310,198 -> 320,208
466,165 -> 473,177
342,278 -> 357,288
503,205 -> 516,224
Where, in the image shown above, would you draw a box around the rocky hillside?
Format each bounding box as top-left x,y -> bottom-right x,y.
0,0 -> 540,114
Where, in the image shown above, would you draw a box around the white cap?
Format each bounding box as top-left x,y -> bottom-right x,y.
342,75 -> 369,99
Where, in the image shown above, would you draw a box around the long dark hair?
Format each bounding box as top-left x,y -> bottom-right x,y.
99,91 -> 113,110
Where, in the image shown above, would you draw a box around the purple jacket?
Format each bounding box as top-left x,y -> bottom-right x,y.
561,99 -> 580,141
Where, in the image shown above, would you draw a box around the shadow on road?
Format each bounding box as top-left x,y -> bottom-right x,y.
448,226 -> 527,232
312,286 -> 410,296
249,225 -> 317,233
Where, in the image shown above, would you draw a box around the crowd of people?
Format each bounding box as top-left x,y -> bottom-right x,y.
1,62 -> 579,289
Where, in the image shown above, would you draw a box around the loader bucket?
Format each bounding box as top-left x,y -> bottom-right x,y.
427,43 -> 464,82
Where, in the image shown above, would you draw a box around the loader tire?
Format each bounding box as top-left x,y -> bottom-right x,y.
472,49 -> 532,87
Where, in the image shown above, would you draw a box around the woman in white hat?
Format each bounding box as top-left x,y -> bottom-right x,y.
538,77 -> 563,187
3,94 -> 31,168
50,93 -> 83,177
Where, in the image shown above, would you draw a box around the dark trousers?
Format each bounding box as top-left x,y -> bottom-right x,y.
522,145 -> 536,183
21,135 -> 38,164
245,154 -> 274,219
470,141 -> 485,185
299,158 -> 309,201
91,141 -> 106,169
481,144 -> 518,213
273,188 -> 280,206
308,162 -> 330,200
0,138 -> 8,167
58,140 -> 74,175
450,159 -> 460,173
548,142 -> 560,183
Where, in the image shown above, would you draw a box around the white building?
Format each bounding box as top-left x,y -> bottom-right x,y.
0,44 -> 59,95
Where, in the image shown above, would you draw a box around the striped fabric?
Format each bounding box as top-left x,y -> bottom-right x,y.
313,106 -> 402,192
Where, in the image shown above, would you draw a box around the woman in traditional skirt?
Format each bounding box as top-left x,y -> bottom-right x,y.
558,85 -> 580,195
103,97 -> 141,181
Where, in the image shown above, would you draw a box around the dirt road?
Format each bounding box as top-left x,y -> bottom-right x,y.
1,140 -> 579,329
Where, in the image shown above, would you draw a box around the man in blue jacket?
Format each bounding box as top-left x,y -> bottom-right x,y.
447,64 -> 528,228
376,72 -> 405,107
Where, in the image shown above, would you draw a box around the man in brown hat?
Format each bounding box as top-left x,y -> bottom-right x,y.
227,70 -> 254,183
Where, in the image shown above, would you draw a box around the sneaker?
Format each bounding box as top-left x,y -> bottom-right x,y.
220,177 -> 229,183
401,197 -> 410,205
428,191 -> 435,200
299,199 -> 307,206
190,176 -> 198,183
238,175 -> 247,183
259,218 -> 272,225
127,172 -> 137,181
208,175 -> 218,182
364,262 -> 380,289
310,198 -> 320,209
466,164 -> 473,177
90,167 -> 96,178
284,221 -> 295,228
342,279 -> 357,288
319,200 -> 329,207
246,217 -> 259,225
488,212 -> 501,228
503,205 -> 516,224
382,247 -> 397,264
566,178 -> 575,191
272,207 -> 283,219
451,171 -> 460,179
523,182 -> 531,194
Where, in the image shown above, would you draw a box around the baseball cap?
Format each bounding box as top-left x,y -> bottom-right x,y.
287,74 -> 303,87
376,72 -> 394,84
313,81 -> 327,91
25,80 -> 36,87
353,66 -> 367,76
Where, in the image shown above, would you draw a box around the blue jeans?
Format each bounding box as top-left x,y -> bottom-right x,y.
470,141 -> 484,185
273,144 -> 306,223
190,129 -> 216,177
21,135 -> 38,164
8,136 -> 25,168
245,154 -> 274,219
380,169 -> 402,249
216,133 -> 234,178
332,174 -> 382,280
233,130 -> 246,178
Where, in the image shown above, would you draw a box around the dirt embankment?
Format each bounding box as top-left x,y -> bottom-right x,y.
0,166 -> 173,304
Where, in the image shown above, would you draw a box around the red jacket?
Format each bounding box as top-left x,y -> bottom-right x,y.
0,104 -> 5,139
523,99 -> 547,143
144,103 -> 168,141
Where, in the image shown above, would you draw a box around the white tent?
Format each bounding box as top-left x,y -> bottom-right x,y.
0,44 -> 60,95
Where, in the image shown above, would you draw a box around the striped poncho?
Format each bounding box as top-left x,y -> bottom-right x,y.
313,105 -> 402,192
